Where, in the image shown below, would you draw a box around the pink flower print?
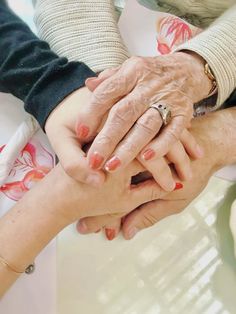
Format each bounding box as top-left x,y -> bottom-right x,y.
0,141 -> 55,201
156,16 -> 201,55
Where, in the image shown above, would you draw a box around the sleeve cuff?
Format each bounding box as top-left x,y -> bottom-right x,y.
24,60 -> 95,129
174,5 -> 236,109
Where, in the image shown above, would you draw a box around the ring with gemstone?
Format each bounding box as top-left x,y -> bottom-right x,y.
150,103 -> 172,126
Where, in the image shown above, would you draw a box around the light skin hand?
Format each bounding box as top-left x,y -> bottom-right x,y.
0,151 -> 166,296
77,52 -> 210,186
77,108 -> 236,239
121,108 -> 236,239
45,87 -> 105,188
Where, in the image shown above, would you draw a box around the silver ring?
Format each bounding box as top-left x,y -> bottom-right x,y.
150,103 -> 171,126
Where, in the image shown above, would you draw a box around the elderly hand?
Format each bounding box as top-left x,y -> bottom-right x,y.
76,52 -> 210,190
119,108 -> 234,240
77,108 -> 234,239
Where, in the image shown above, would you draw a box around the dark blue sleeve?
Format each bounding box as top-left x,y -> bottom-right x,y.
0,0 -> 95,128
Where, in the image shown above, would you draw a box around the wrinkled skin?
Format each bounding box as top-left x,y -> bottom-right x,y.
77,109 -> 229,239
45,52 -> 210,191
81,52 -> 210,188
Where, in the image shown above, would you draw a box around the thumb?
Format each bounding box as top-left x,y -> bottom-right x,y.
122,199 -> 186,240
50,127 -> 105,186
77,215 -> 122,236
130,179 -> 167,209
85,67 -> 120,91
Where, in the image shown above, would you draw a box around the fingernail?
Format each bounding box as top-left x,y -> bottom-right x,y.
105,156 -> 121,172
127,227 -> 138,240
142,148 -> 155,161
86,174 -> 102,187
77,220 -> 88,234
89,152 -> 104,170
175,182 -> 183,190
77,124 -> 90,138
85,77 -> 97,84
105,228 -> 116,241
95,229 -> 101,233
196,145 -> 204,158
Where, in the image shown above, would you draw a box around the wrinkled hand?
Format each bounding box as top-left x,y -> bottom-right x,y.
77,52 -> 209,190
77,110 -> 226,239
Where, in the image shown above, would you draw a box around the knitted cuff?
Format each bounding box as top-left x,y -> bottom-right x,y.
34,0 -> 129,73
175,4 -> 236,109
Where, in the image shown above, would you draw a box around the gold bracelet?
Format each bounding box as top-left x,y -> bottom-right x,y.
0,255 -> 25,274
204,63 -> 218,97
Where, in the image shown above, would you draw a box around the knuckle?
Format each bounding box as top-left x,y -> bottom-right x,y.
63,162 -> 79,179
90,91 -> 107,108
130,56 -> 148,71
166,126 -> 180,143
142,211 -> 158,228
95,133 -> 114,147
110,101 -> 139,124
122,141 -> 140,155
151,187 -> 161,201
137,112 -> 159,135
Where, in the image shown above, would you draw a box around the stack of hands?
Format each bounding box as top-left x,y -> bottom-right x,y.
44,52 -> 230,240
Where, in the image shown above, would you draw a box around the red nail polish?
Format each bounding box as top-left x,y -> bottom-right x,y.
89,152 -> 104,170
105,156 -> 121,171
175,182 -> 183,190
142,148 -> 155,161
77,124 -> 89,138
105,228 -> 116,241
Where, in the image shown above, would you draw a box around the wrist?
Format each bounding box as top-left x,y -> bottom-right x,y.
45,165 -> 87,224
191,109 -> 236,172
176,51 -> 214,102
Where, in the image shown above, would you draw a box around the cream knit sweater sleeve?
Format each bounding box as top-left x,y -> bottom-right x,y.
34,0 -> 129,73
175,4 -> 236,108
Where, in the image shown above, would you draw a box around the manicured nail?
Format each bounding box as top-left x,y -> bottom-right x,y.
142,148 -> 155,161
127,227 -> 138,240
105,156 -> 121,172
77,124 -> 89,138
77,220 -> 88,234
86,173 -> 102,187
89,152 -> 104,170
175,182 -> 183,190
105,228 -> 116,241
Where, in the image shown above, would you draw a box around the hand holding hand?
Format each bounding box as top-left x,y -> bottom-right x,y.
78,52 -> 209,189
77,109 -> 229,239
45,87 -> 105,187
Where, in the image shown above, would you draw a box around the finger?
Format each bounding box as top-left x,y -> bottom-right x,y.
50,127 -> 105,186
129,178 -> 167,208
122,199 -> 187,240
77,214 -> 122,235
180,129 -> 204,159
140,115 -> 186,160
85,67 -> 120,92
87,90 -> 148,171
76,65 -> 138,142
104,107 -> 163,171
166,141 -> 192,181
137,155 -> 175,191
104,218 -> 122,241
